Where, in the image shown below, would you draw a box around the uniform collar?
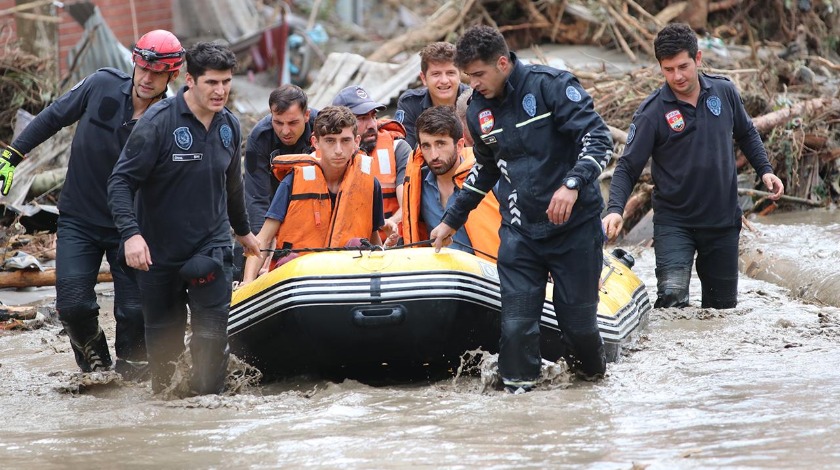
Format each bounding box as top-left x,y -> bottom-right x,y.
660,73 -> 713,103
120,78 -> 133,97
175,85 -> 193,115
504,52 -> 525,98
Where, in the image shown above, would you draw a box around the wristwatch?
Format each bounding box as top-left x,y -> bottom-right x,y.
562,177 -> 581,190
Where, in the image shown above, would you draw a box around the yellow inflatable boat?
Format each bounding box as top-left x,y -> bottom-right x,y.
229,247 -> 651,378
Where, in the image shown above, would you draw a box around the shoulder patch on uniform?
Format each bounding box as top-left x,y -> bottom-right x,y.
565,85 -> 582,102
394,109 -> 405,123
522,93 -> 536,117
626,123 -> 636,145
706,95 -> 722,116
174,126 -> 193,150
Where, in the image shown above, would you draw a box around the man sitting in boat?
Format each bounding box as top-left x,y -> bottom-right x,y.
402,105 -> 501,261
241,106 -> 388,284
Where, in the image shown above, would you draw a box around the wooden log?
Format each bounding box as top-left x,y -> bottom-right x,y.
751,98 -> 833,134
0,269 -> 113,288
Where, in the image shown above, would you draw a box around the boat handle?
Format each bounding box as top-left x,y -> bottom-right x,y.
351,305 -> 406,328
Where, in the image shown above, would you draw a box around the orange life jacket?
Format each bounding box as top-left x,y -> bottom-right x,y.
371,119 -> 406,221
403,146 -> 501,261
270,153 -> 375,260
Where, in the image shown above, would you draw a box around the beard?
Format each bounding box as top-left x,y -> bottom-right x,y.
360,132 -> 377,154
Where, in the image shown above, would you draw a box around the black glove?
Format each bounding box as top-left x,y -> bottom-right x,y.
0,146 -> 25,196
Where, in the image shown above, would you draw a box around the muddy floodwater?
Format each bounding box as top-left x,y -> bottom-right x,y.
2,211 -> 839,469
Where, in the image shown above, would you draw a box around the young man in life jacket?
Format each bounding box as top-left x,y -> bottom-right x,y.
403,105 -> 500,261
331,85 -> 411,242
241,106 -> 388,284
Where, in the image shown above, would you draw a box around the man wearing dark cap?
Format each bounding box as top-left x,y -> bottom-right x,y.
331,85 -> 411,240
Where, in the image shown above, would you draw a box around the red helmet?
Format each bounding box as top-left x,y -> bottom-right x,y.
133,30 -> 185,72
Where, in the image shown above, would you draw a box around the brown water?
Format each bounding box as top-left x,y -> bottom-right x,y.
2,213 -> 840,469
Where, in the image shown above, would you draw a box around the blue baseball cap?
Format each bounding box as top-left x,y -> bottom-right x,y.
332,85 -> 385,115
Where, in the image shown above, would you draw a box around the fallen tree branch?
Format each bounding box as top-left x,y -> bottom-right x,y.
737,188 -> 824,207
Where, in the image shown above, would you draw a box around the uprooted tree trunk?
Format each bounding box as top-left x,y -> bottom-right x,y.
367,0 -> 475,62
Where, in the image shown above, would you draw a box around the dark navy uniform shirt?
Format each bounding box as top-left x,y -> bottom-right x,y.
244,110 -> 317,233
108,87 -> 250,267
607,73 -> 772,228
442,53 -> 613,240
395,83 -> 470,148
12,68 -> 141,228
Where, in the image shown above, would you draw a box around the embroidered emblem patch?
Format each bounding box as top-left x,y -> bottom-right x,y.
565,86 -> 582,102
626,123 -> 636,145
220,124 -> 233,148
173,126 -> 193,150
394,109 -> 405,123
665,110 -> 685,132
479,109 -> 494,134
706,95 -> 722,116
356,88 -> 369,99
522,93 -> 536,117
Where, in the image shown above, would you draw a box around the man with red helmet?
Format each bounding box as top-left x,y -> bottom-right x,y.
0,29 -> 184,380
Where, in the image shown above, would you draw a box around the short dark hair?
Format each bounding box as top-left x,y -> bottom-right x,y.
455,25 -> 509,69
415,105 -> 462,143
269,84 -> 308,114
419,42 -> 457,74
313,106 -> 357,138
654,23 -> 698,62
186,42 -> 237,78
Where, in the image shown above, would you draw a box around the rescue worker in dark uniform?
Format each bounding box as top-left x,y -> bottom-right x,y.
108,42 -> 260,395
241,106 -> 386,284
402,105 -> 500,261
332,85 -> 411,241
0,29 -> 185,379
603,23 -> 784,309
240,84 -> 317,279
429,26 -> 614,392
396,42 -> 471,149
244,84 -> 317,234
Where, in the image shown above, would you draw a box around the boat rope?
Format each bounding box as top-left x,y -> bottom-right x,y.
263,238 -> 499,262
385,238 -> 499,262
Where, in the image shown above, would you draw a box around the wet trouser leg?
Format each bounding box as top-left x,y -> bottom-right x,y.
547,217 -> 606,379
136,267 -> 188,393
104,235 -> 147,378
653,224 -> 694,308
181,247 -> 233,395
55,216 -> 112,371
497,226 -> 546,388
695,225 -> 741,309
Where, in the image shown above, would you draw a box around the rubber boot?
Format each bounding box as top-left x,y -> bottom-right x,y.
189,336 -> 230,395
563,331 -> 606,381
654,266 -> 691,308
62,319 -> 113,372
